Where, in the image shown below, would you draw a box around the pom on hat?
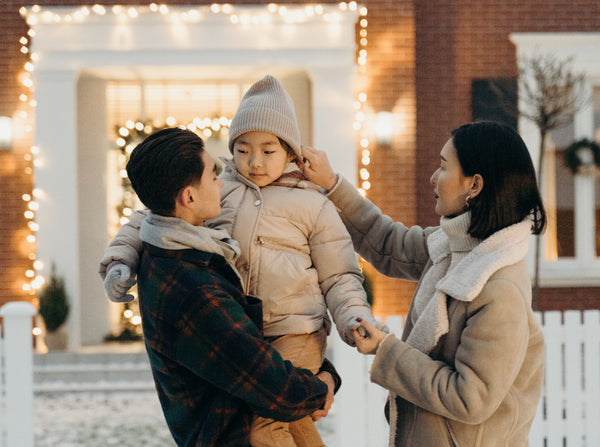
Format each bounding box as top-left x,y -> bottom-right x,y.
228,75 -> 302,159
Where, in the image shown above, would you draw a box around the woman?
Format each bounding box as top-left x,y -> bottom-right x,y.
300,121 -> 546,447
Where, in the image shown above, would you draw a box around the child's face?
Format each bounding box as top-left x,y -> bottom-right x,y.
232,131 -> 294,187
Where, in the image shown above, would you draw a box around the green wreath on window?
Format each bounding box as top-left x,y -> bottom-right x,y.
564,138 -> 600,175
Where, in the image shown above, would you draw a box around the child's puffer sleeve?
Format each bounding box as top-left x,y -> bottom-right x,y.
98,209 -> 147,278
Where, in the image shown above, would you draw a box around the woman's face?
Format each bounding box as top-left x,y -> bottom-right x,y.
430,138 -> 474,217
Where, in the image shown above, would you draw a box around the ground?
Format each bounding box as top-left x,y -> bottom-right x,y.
34,391 -> 334,446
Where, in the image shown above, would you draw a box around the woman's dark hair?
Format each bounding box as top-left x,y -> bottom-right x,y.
452,121 -> 546,239
126,128 -> 206,216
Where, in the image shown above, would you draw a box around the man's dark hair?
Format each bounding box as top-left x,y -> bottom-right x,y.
126,128 -> 206,215
452,121 -> 547,239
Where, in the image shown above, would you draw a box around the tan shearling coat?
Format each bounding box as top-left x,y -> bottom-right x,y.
327,176 -> 544,447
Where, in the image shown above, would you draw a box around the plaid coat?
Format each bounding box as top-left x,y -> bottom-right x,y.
138,242 -> 336,447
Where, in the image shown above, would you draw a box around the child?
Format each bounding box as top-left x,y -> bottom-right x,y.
100,75 -> 385,447
114,127 -> 338,446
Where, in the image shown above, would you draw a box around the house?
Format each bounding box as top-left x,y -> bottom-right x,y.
1,0 -> 598,350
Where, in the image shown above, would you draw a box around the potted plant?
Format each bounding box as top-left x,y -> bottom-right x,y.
38,263 -> 70,350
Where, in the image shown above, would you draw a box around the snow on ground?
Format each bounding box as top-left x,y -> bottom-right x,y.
34,391 -> 335,446
34,391 -> 175,447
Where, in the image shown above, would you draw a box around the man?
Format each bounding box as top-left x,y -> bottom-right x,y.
103,128 -> 338,446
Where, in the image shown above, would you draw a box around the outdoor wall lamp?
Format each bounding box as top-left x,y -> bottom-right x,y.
374,111 -> 393,146
0,116 -> 14,150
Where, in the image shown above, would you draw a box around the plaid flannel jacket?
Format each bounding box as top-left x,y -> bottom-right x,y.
138,242 -> 337,446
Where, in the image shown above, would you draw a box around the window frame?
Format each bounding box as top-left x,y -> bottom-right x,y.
511,33 -> 600,287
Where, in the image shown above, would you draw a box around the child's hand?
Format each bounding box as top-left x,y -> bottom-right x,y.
352,318 -> 388,355
298,146 -> 338,191
104,263 -> 137,303
349,316 -> 391,339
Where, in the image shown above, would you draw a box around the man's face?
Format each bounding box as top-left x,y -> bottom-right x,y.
188,152 -> 223,225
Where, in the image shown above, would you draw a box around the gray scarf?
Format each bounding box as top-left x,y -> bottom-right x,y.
139,212 -> 241,268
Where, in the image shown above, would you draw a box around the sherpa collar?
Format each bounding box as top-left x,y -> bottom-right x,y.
405,216 -> 531,354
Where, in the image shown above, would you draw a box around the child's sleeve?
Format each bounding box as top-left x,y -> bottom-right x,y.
309,199 -> 379,346
98,210 -> 147,279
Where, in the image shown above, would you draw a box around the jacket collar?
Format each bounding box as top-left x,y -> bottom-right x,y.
405,218 -> 531,354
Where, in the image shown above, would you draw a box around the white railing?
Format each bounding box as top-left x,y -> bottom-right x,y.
326,310 -> 600,447
0,301 -> 36,447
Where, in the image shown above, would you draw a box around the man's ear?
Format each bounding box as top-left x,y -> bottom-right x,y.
469,173 -> 484,199
177,186 -> 195,209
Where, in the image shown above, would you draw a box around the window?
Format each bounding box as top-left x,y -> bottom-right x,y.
510,33 -> 600,286
546,120 -> 575,259
471,78 -> 518,129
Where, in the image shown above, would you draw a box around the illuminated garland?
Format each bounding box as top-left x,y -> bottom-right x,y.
114,116 -> 231,226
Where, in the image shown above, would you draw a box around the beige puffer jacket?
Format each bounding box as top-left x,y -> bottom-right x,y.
207,161 -> 375,343
327,175 -> 544,447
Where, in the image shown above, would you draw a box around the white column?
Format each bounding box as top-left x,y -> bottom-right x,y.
33,69 -> 81,350
573,82 -> 596,262
0,302 -> 37,447
77,75 -> 113,345
310,66 -> 358,184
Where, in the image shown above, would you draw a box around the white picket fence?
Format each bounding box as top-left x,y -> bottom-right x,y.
0,301 -> 36,447
327,310 -> 600,447
0,304 -> 599,446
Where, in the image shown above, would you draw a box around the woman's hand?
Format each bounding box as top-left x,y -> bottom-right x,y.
298,145 -> 338,191
352,318 -> 388,355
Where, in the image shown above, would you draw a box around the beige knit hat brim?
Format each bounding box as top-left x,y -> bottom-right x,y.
228,75 -> 302,159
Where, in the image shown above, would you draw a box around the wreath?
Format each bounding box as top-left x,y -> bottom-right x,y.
563,138 -> 600,175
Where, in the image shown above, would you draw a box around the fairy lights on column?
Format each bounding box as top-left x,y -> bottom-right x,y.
352,4 -> 371,197
16,14 -> 44,303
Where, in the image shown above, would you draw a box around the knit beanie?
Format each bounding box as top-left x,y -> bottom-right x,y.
228,75 -> 302,159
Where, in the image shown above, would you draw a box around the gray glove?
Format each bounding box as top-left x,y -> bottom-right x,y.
104,264 -> 136,303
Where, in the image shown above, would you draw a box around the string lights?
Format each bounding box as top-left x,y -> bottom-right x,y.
15,2 -> 371,333
19,2 -> 356,25
354,5 -> 371,197
16,23 -> 42,301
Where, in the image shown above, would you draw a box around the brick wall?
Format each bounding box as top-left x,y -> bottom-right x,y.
0,1 -> 36,306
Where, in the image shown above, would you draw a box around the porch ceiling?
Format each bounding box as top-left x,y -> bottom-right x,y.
81,66 -> 301,82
